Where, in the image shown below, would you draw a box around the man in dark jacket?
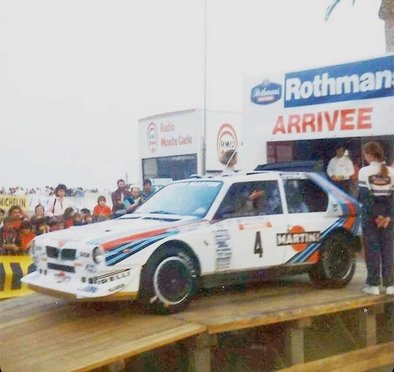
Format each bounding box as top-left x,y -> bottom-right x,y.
111,179 -> 133,218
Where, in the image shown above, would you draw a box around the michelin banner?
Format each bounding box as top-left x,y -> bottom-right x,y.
242,54 -> 394,171
0,195 -> 28,211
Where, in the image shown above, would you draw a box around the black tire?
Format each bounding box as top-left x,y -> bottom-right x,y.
138,246 -> 198,314
309,233 -> 356,288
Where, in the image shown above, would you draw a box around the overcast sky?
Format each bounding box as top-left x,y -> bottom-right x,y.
0,0 -> 385,190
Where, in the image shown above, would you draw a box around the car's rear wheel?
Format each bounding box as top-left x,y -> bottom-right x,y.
309,233 -> 356,288
139,246 -> 198,314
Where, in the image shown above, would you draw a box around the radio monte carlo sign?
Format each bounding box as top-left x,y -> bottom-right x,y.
140,110 -> 198,158
242,54 -> 394,170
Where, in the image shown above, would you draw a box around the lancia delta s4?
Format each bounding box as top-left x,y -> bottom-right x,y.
22,171 -> 361,313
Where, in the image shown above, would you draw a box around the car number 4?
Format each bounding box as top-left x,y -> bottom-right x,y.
254,231 -> 263,258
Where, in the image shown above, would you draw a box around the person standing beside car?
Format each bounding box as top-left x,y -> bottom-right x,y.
358,141 -> 394,296
327,145 -> 355,193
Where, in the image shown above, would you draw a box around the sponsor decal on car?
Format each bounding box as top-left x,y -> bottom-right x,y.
55,271 -> 71,284
79,285 -> 98,293
277,227 -> 321,250
90,269 -> 131,285
108,283 -> 125,293
214,229 -> 232,270
281,225 -> 322,264
238,221 -> 272,231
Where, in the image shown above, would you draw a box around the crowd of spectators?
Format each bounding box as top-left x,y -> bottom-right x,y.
0,178 -> 155,256
0,185 -> 99,197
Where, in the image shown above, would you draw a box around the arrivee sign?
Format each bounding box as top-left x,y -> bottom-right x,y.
242,54 -> 394,171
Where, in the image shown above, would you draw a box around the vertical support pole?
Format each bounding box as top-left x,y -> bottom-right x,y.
186,333 -> 217,372
284,318 -> 312,366
358,304 -> 384,347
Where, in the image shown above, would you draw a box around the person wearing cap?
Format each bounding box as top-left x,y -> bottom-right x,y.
326,145 -> 355,193
46,184 -> 78,218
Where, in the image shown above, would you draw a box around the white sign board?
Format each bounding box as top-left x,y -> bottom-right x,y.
139,110 -> 199,159
242,54 -> 394,171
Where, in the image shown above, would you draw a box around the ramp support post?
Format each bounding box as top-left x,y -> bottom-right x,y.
186,333 -> 217,372
284,317 -> 312,366
358,304 -> 384,347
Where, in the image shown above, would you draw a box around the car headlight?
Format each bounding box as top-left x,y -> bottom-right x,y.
92,246 -> 105,264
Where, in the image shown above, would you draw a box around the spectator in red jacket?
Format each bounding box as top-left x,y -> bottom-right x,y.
93,195 -> 112,222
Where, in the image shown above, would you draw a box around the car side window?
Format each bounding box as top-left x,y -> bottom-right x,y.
215,180 -> 283,219
284,179 -> 328,213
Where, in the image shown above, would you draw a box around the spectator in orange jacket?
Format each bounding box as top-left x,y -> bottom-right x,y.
93,195 -> 112,222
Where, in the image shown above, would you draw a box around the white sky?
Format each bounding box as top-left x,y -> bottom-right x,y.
0,0 -> 385,190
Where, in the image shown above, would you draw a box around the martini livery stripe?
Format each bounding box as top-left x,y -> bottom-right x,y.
106,230 -> 178,266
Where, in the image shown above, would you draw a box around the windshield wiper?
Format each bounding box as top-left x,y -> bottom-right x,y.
149,210 -> 173,215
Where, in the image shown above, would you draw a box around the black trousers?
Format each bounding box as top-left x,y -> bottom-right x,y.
332,179 -> 351,194
362,220 -> 393,287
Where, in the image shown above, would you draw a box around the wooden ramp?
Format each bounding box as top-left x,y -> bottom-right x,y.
0,295 -> 205,372
1,259 -> 393,371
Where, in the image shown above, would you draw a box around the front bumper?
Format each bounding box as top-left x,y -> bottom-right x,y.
22,268 -> 140,301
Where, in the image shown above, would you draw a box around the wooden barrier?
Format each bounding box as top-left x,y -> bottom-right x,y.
0,255 -> 34,299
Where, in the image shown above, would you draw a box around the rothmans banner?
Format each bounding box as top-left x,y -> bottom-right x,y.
242,54 -> 394,170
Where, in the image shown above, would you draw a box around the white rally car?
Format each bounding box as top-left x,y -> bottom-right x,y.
23,171 -> 361,313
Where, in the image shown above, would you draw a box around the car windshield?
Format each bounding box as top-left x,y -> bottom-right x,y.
135,180 -> 223,218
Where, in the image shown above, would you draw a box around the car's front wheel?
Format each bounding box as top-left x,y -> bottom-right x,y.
139,246 -> 198,314
309,233 -> 356,288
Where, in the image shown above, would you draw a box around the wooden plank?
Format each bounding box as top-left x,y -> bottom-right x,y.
0,294 -> 206,372
280,341 -> 394,372
172,278 -> 393,334
1,260 -> 392,371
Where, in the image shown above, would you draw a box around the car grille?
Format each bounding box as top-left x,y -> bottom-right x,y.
47,263 -> 75,273
46,246 -> 76,261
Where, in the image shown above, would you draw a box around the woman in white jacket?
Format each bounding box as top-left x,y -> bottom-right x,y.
46,184 -> 78,218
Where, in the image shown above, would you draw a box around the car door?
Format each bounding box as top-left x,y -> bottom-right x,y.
212,179 -> 288,272
280,174 -> 331,265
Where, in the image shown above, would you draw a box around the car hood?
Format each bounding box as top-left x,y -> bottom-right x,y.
34,214 -> 200,247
